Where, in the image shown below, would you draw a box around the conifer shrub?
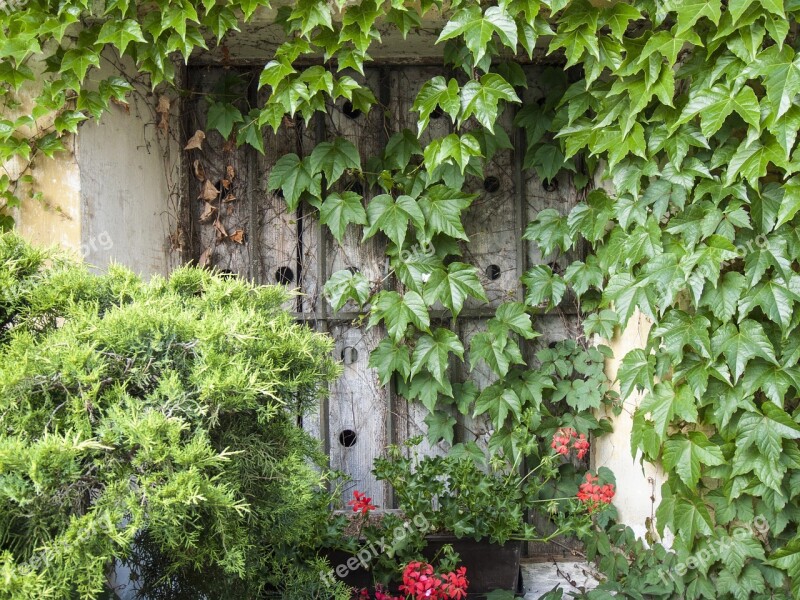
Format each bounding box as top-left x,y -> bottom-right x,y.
0,232 -> 347,599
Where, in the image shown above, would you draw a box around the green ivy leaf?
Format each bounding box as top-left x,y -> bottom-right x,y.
368,290 -> 430,342
412,76 -> 461,132
423,133 -> 482,175
522,265 -> 566,308
207,101 -> 244,139
678,83 -> 761,137
474,385 -> 523,429
523,209 -> 572,256
424,410 -> 457,445
583,309 -> 618,339
652,310 -> 712,363
564,257 -> 604,296
309,138 -> 361,185
60,49 -> 101,81
767,538 -> 800,599
320,191 -> 367,243
736,403 -> 800,463
423,262 -> 487,318
756,44 -> 800,120
267,154 -> 320,211
711,320 -> 778,382
289,0 -> 333,35
97,19 -> 146,55
737,275 -> 800,332
411,328 -> 464,385
618,348 -> 654,399
369,338 -> 412,385
568,189 -> 615,242
699,271 -> 746,322
323,269 -> 371,311
663,432 -> 725,488
403,371 -> 453,412
259,60 -> 295,89
490,302 -> 537,340
469,329 -> 524,377
639,382 -> 698,441
418,185 -> 475,241
459,73 -> 520,132
438,4 -> 518,64
363,194 -> 425,248
602,3 -> 641,40
384,129 -> 423,170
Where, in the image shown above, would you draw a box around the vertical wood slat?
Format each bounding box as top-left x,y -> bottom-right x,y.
186,67 -> 254,277
386,67 -> 456,459
323,70 -> 391,506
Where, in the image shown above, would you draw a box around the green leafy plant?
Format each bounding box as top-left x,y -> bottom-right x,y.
0,232 -> 348,600
7,0 -> 800,596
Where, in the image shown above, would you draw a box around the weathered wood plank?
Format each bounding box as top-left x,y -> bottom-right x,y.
186,67 -> 254,276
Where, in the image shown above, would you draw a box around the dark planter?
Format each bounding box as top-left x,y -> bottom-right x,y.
424,535 -> 523,595
323,535 -> 523,597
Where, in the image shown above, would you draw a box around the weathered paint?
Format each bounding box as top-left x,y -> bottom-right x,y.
596,311 -> 668,543
77,54 -> 183,277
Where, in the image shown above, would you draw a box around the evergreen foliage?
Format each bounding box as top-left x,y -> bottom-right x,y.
0,232 -> 346,599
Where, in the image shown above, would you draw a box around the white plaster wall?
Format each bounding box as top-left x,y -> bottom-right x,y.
595,312 -> 669,543
76,54 -> 183,278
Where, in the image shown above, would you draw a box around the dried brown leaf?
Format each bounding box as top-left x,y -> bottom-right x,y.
199,202 -> 217,223
221,179 -> 231,190
198,247 -> 213,267
157,96 -> 171,135
193,160 -> 206,182
157,96 -> 171,115
223,193 -> 237,204
185,130 -> 206,151
111,97 -> 130,114
214,219 -> 228,240
226,165 -> 235,181
229,229 -> 245,244
198,179 -> 219,202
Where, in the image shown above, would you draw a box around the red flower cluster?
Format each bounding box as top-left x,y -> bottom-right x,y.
577,473 -> 615,513
399,561 -> 468,600
348,490 -> 377,515
357,586 -> 401,600
551,427 -> 590,459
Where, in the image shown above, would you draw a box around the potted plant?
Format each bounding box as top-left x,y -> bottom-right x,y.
323,435 -> 616,599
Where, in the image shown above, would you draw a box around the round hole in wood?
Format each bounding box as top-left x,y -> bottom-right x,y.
339,429 -> 358,447
343,101 -> 362,119
543,179 -> 558,192
274,187 -> 285,200
341,346 -> 359,364
430,106 -> 444,119
275,266 -> 294,285
486,264 -> 501,280
483,176 -> 501,193
347,266 -> 360,275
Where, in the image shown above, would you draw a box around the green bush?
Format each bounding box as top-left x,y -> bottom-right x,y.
0,232 -> 348,600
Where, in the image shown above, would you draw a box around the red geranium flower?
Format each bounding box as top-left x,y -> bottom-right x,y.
577,472 -> 615,513
348,490 -> 377,515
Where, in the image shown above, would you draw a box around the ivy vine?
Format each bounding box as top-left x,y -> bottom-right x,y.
4,0 -> 800,597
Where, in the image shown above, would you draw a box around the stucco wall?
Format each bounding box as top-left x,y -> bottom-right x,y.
77,55 -> 183,277
14,54 -> 182,278
597,313 -> 668,543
